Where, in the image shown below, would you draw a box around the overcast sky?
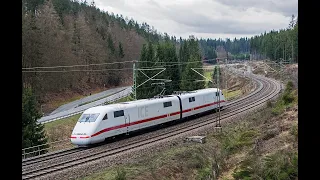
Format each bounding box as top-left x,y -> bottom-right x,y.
89,0 -> 298,40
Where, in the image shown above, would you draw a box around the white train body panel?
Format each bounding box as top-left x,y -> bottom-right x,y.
179,88 -> 226,118
70,88 -> 226,146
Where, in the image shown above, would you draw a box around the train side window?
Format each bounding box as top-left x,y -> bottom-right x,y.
114,110 -> 124,118
102,113 -> 108,120
163,101 -> 172,108
189,97 -> 195,102
192,97 -> 195,101
215,92 -> 219,96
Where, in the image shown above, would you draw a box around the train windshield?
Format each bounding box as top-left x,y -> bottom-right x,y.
78,113 -> 100,123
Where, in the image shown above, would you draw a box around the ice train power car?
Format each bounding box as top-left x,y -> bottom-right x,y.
70,88 -> 226,146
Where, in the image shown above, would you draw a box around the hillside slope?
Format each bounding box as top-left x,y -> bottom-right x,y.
22,0 -> 148,105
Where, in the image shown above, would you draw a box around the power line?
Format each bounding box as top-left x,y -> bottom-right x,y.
22,66 -> 212,73
22,61 -> 136,70
22,68 -> 133,73
22,67 -> 173,73
22,58 -> 226,70
22,62 -> 222,73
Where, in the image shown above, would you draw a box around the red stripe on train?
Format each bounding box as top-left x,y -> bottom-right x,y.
170,111 -> 180,116
70,135 -> 90,139
91,114 -> 168,137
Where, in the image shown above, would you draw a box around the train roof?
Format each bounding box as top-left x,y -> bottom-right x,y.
83,95 -> 177,113
83,88 -> 221,113
176,88 -> 221,98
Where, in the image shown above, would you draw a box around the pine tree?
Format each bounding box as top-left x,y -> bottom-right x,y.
145,42 -> 157,97
118,42 -> 125,58
154,42 -> 165,96
107,34 -> 115,54
165,42 -> 180,94
22,87 -> 48,154
136,44 -> 147,99
136,42 -> 158,99
212,66 -> 218,85
52,0 -> 71,24
179,38 -> 205,91
180,60 -> 195,91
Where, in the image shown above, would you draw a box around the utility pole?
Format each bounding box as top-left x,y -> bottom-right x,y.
215,59 -> 222,133
133,61 -> 136,100
225,58 -> 228,100
291,39 -> 294,63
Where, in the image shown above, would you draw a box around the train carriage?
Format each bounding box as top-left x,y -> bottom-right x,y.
70,88 -> 226,146
179,88 -> 226,119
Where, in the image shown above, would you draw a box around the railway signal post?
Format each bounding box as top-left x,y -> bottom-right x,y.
133,61 -> 137,100
215,59 -> 222,133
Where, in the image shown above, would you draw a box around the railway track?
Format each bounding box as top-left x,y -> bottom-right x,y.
22,69 -> 282,180
22,147 -> 85,167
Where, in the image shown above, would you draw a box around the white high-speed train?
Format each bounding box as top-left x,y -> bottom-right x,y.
70,88 -> 226,146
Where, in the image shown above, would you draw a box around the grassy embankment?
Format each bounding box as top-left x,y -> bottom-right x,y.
204,68 -> 242,101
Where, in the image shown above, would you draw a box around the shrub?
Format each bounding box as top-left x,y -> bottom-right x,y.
232,151 -> 298,180
290,123 -> 298,140
196,167 -> 212,180
262,152 -> 298,180
266,100 -> 273,108
261,128 -> 279,141
222,130 -> 258,155
114,168 -> 126,180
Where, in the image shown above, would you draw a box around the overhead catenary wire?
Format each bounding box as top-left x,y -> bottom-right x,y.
22,62 -> 221,73
22,58 -> 226,70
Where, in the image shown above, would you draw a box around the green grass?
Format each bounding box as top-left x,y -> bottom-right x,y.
106,95 -> 134,104
290,122 -> 298,140
51,94 -> 86,109
44,114 -> 81,130
271,81 -> 297,115
220,125 -> 259,156
49,88 -> 123,112
78,91 -> 121,107
79,145 -> 212,180
44,114 -> 81,142
79,165 -> 146,180
232,151 -> 298,180
204,70 -> 213,88
204,70 -> 213,80
222,89 -> 242,100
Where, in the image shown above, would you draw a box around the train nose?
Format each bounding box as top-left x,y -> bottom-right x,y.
70,135 -> 91,146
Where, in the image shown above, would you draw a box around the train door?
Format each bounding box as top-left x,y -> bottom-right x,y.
124,110 -> 130,135
177,96 -> 182,120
